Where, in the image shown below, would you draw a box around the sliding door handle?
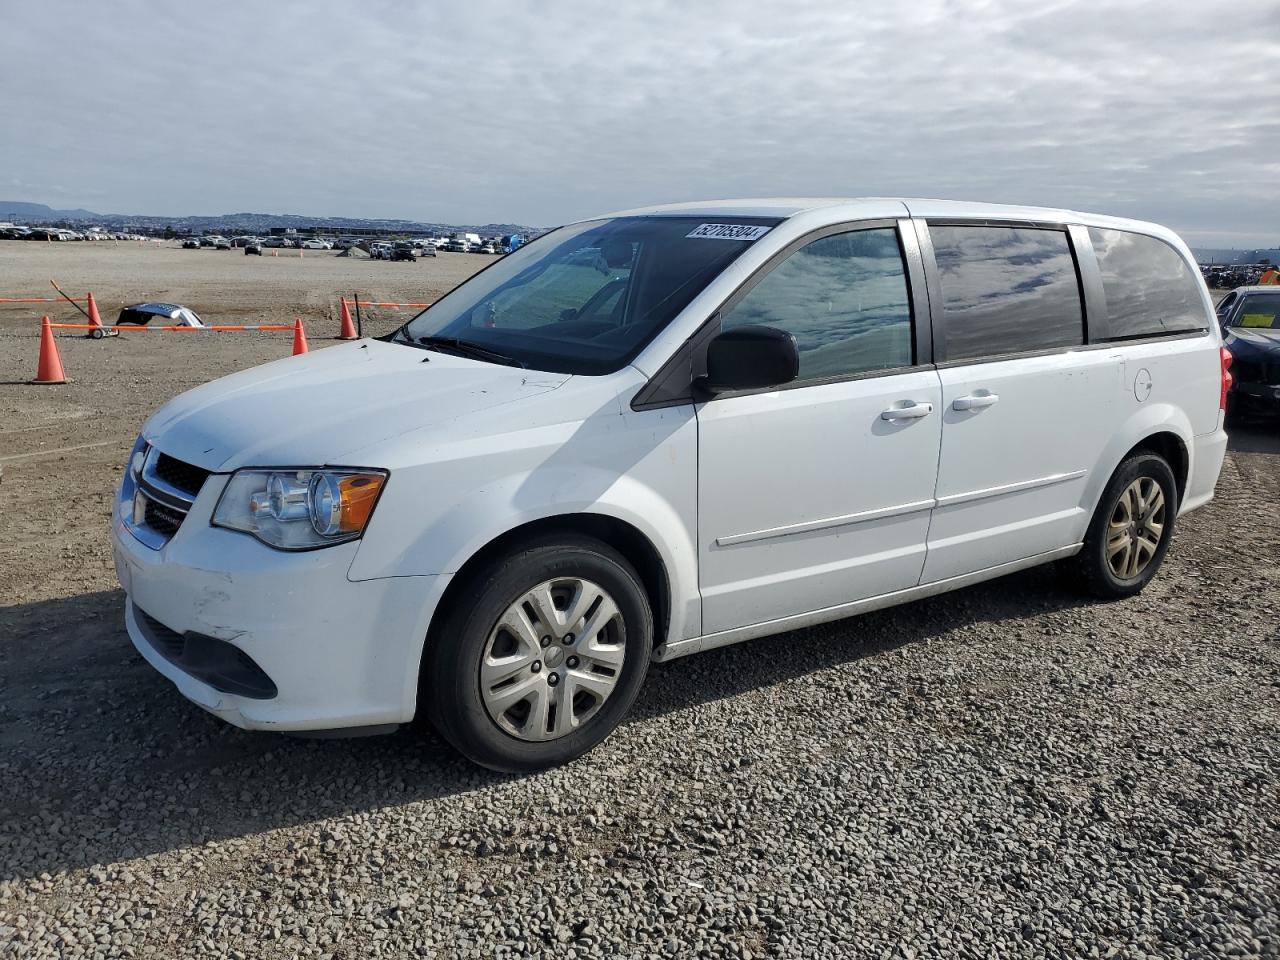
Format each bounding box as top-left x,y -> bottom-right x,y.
880,401 -> 934,421
952,392 -> 999,411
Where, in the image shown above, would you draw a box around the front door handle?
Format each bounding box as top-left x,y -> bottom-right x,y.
952,392 -> 1000,411
880,400 -> 934,421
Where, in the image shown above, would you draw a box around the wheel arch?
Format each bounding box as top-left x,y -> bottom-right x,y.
1127,430 -> 1189,507
1085,405 -> 1194,522
420,512 -> 672,688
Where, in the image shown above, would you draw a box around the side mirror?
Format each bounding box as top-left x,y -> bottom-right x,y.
698,325 -> 799,395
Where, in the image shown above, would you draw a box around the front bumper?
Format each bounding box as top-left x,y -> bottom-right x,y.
111,481 -> 450,732
1232,381 -> 1280,405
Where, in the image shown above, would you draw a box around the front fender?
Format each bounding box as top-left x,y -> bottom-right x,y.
348,404 -> 701,643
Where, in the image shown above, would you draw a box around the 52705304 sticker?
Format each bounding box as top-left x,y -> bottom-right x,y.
686,223 -> 772,241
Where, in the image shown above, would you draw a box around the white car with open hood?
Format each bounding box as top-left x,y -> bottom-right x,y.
113,198 -> 1230,771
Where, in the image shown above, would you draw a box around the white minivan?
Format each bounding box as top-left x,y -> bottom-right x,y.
112,199 -> 1230,770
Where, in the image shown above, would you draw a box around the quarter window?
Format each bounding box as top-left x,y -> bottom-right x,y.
1089,228 -> 1208,339
721,228 -> 913,381
930,225 -> 1084,361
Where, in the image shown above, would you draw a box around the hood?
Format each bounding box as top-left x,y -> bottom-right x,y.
1226,326 -> 1280,356
142,340 -> 570,471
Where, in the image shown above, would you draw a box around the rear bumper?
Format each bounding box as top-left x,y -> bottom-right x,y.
1181,426 -> 1229,514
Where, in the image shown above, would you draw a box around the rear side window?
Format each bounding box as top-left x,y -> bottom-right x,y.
930,225 -> 1083,361
1089,228 -> 1208,339
721,227 -> 913,381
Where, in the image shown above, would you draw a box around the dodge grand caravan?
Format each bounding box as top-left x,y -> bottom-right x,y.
113,199 -> 1230,771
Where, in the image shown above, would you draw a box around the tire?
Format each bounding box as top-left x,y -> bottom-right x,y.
1066,452 -> 1178,599
422,534 -> 652,772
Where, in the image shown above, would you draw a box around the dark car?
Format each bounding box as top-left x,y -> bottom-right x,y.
181,238 -> 201,249
1218,286 -> 1280,418
390,242 -> 417,262
115,302 -> 205,335
245,243 -> 263,256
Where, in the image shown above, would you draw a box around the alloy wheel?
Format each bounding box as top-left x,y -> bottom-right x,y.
1106,477 -> 1166,580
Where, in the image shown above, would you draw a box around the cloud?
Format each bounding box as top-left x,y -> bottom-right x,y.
0,0 -> 1277,245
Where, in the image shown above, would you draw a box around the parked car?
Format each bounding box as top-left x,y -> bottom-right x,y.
181,238 -> 201,249
112,198 -> 1228,772
114,302 -> 206,336
299,239 -> 331,250
444,238 -> 469,253
215,238 -> 232,250
1216,286 -> 1280,417
244,243 -> 263,256
369,242 -> 393,260
230,236 -> 256,248
262,237 -> 289,248
390,243 -> 417,262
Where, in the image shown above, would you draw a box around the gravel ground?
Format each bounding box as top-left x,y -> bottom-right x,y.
1,248 -> 1277,958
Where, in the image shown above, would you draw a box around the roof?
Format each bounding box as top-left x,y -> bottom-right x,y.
126,302 -> 184,316
590,197 -> 1172,239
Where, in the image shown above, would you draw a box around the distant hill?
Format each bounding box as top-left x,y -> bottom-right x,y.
0,199 -> 541,238
0,200 -> 100,220
1193,247 -> 1280,266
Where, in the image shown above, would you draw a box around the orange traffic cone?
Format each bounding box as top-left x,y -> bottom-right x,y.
33,316 -> 68,384
86,291 -> 103,331
292,318 -> 309,356
337,297 -> 358,340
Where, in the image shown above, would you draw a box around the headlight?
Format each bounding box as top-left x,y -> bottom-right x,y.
212,468 -> 387,550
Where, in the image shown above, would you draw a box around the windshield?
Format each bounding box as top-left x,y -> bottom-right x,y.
396,216 -> 779,374
1228,295 -> 1280,330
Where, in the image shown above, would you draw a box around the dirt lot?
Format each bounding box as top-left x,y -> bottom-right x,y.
0,239 -> 487,336
0,243 -> 1277,958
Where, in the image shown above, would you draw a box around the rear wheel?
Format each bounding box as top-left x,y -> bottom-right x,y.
1066,452 -> 1177,599
423,535 -> 651,772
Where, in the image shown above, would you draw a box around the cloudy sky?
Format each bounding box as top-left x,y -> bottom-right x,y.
2,1 -> 1278,245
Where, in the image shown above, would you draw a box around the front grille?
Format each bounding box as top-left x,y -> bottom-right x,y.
126,447 -> 208,549
153,453 -> 210,498
143,498 -> 185,537
1234,360 -> 1264,384
133,604 -> 277,700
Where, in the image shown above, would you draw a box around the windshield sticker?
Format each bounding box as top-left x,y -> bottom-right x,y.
1240,313 -> 1276,328
686,223 -> 772,241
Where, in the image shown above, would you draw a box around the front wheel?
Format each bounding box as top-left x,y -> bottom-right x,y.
422,535 -> 652,772
1066,452 -> 1178,599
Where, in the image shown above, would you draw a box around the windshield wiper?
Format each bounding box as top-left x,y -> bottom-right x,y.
414,335 -> 526,368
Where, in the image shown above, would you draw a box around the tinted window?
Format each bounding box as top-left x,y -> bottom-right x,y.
400,217 -> 776,375
721,228 -> 913,380
931,225 -> 1083,361
1089,228 -> 1208,339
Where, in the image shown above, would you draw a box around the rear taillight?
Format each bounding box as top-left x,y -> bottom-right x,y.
1220,346 -> 1233,411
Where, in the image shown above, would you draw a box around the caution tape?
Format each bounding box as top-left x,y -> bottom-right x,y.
351,300 -> 433,308
47,323 -> 296,332
0,296 -> 88,303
